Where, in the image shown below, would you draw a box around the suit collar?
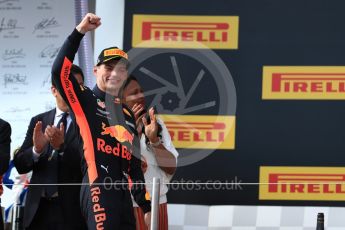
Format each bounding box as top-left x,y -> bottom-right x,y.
47,109 -> 56,125
55,107 -> 68,117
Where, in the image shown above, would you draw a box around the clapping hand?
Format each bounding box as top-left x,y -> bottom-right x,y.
45,123 -> 65,150
142,107 -> 159,143
33,121 -> 49,154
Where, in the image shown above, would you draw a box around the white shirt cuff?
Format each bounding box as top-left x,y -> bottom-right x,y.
32,147 -> 41,162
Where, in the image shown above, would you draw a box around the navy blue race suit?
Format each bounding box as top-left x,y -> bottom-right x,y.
51,28 -> 150,230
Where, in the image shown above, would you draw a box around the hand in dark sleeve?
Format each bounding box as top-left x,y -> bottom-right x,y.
51,28 -> 84,104
51,13 -> 99,105
14,117 -> 48,174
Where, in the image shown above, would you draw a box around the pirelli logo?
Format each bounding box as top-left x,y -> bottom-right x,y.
103,49 -> 128,59
262,66 -> 345,99
159,115 -> 235,149
132,15 -> 239,49
259,167 -> 345,201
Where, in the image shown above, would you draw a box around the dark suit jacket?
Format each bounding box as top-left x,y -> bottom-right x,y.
0,118 -> 11,175
0,118 -> 11,230
13,109 -> 86,229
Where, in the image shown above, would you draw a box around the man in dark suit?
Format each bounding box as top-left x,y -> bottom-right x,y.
13,65 -> 87,230
0,118 -> 11,230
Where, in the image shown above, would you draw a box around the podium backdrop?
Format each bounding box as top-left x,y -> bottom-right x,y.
124,0 -> 345,206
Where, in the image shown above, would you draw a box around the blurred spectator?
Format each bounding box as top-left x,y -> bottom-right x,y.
120,76 -> 179,230
13,66 -> 86,230
0,118 -> 11,230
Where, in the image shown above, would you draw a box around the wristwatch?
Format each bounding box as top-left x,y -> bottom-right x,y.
149,138 -> 162,147
57,143 -> 65,154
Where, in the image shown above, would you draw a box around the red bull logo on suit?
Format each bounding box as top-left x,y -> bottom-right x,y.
97,123 -> 133,160
101,122 -> 134,144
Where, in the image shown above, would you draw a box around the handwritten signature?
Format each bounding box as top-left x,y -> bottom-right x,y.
3,73 -> 27,88
2,48 -> 25,60
39,44 -> 60,59
5,107 -> 30,113
33,17 -> 59,33
0,17 -> 22,33
41,74 -> 51,87
45,102 -> 55,111
0,0 -> 19,5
